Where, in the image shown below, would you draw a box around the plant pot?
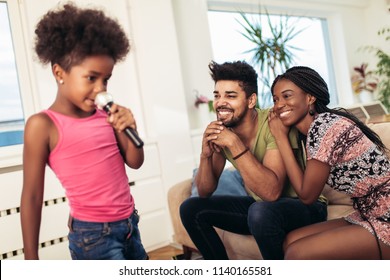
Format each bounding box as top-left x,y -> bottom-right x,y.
359,90 -> 374,104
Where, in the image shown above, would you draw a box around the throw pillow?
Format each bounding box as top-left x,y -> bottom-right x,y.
191,167 -> 248,197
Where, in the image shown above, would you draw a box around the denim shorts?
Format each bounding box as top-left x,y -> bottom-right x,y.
68,210 -> 148,260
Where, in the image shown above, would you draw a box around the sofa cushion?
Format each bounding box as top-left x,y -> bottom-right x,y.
217,228 -> 262,260
191,168 -> 247,197
327,205 -> 354,220
322,184 -> 353,206
368,122 -> 390,156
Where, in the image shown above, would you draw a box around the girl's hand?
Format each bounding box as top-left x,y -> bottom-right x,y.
268,109 -> 290,140
107,103 -> 137,132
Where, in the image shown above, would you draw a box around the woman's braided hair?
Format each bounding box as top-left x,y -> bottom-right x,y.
271,66 -> 387,152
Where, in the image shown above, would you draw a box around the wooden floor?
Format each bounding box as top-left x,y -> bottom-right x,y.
148,245 -> 184,260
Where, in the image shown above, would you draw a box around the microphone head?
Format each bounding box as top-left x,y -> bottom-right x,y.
95,92 -> 114,109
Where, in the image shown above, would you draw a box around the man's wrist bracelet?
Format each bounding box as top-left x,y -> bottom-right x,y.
232,147 -> 249,160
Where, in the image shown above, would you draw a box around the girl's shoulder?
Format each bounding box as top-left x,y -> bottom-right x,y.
24,111 -> 56,146
25,111 -> 54,130
23,111 -> 55,158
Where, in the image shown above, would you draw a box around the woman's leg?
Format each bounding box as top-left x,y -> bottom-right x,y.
283,218 -> 346,250
284,219 -> 390,259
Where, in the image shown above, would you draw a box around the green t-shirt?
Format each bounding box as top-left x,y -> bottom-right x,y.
224,108 -> 327,204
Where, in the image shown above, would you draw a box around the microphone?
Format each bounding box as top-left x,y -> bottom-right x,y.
95,92 -> 144,148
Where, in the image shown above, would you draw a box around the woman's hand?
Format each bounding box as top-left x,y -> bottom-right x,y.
268,109 -> 290,140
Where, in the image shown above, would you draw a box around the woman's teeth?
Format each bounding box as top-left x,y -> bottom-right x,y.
279,111 -> 291,118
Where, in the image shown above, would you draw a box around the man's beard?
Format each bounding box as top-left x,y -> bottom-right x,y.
218,107 -> 247,128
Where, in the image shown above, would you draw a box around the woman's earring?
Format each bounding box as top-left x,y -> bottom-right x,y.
309,106 -> 315,116
59,79 -> 64,85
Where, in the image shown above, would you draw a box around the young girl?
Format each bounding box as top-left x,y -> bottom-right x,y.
20,3 -> 147,260
269,66 -> 390,259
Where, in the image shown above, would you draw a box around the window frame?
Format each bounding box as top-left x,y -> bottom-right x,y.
0,0 -> 37,168
206,0 -> 354,108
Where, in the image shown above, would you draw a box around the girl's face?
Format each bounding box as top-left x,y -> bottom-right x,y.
272,78 -> 314,131
56,55 -> 115,117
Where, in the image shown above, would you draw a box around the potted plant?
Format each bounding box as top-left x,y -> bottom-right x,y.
194,92 -> 214,112
363,27 -> 390,110
194,91 -> 215,128
351,63 -> 378,103
237,8 -> 306,107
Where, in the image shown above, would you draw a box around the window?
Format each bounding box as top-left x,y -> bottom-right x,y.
0,2 -> 24,147
208,10 -> 338,109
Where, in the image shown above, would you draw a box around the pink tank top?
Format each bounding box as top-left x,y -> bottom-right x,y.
44,109 -> 134,222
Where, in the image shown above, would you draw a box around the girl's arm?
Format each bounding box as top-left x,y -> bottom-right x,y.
115,130 -> 144,169
20,113 -> 51,259
107,103 -> 144,169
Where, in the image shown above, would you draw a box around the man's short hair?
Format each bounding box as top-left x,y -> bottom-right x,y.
209,60 -> 258,97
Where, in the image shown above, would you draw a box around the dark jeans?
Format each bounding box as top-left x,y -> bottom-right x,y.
180,196 -> 327,260
248,197 -> 327,259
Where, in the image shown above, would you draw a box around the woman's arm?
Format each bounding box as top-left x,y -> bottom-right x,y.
268,114 -> 330,204
272,135 -> 329,203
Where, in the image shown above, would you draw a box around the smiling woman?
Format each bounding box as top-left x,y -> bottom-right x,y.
0,2 -> 25,147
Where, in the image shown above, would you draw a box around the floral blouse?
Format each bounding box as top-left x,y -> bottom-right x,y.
306,112 -> 390,245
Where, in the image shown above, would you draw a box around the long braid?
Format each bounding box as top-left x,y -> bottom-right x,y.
271,66 -> 387,153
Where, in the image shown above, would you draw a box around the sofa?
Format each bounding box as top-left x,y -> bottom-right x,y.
167,122 -> 390,259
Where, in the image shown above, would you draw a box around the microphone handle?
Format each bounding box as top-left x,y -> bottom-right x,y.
124,127 -> 144,148
102,102 -> 144,148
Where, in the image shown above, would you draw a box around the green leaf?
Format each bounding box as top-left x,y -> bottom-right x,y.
236,6 -> 310,92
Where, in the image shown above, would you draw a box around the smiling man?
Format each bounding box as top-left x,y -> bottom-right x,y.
179,61 -> 327,260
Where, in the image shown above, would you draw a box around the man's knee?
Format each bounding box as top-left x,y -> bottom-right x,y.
180,197 -> 206,225
248,201 -> 284,233
180,197 -> 195,221
248,201 -> 277,223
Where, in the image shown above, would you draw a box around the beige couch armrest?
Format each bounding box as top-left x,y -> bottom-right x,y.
167,179 -> 197,249
368,122 -> 390,156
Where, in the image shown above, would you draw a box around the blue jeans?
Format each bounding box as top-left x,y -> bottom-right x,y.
180,196 -> 327,260
68,210 -> 147,260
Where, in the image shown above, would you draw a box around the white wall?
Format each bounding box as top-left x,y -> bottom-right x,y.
0,0 -> 389,259
363,0 -> 390,70
172,0 -> 215,130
